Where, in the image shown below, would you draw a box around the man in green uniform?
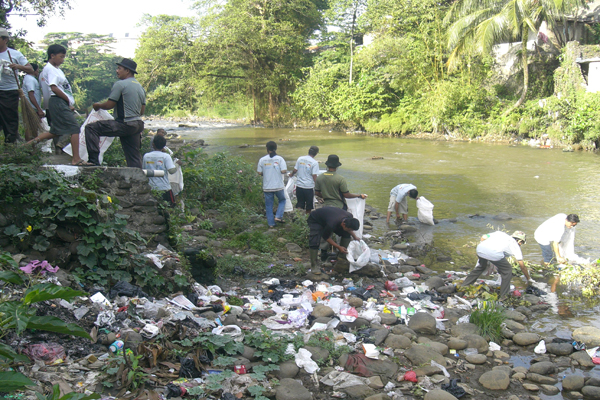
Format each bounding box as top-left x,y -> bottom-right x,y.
315,154 -> 366,209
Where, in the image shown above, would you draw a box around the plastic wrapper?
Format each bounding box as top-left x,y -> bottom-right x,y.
339,305 -> 358,322
431,360 -> 450,377
295,348 -> 320,374
416,196 -> 434,226
346,198 -> 366,238
95,310 -> 116,327
23,343 -> 66,364
212,325 -> 245,342
321,371 -> 369,390
488,341 -> 501,351
347,240 -> 371,273
384,281 -> 398,291
394,277 -> 414,288
403,371 -> 418,383
534,340 -> 546,354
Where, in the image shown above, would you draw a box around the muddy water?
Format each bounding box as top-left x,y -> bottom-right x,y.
148,122 -> 600,336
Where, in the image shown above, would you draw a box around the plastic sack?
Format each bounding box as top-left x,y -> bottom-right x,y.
339,305 -> 358,322
534,340 -> 546,354
169,165 -> 184,195
63,109 -> 115,164
347,240 -> 371,273
403,371 -> 418,383
212,325 -> 245,342
346,198 -> 366,238
284,177 -> 295,213
384,281 -> 398,291
489,342 -> 501,351
295,348 -> 320,374
394,277 -> 414,288
416,196 -> 435,226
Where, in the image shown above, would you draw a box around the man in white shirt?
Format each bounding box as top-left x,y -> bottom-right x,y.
289,145 -> 319,214
143,135 -> 177,206
0,28 -> 33,143
386,183 -> 419,224
257,141 -> 287,228
534,213 -> 580,265
459,231 -> 531,299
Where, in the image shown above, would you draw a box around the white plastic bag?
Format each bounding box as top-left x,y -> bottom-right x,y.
346,198 -> 366,238
63,109 -> 115,164
416,196 -> 435,226
347,240 -> 371,273
283,177 -> 295,213
295,348 -> 320,374
534,340 -> 546,354
212,325 -> 245,342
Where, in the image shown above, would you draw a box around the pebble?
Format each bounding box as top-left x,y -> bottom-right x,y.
478,370 -> 510,390
540,384 -> 560,394
523,383 -> 540,391
512,332 -> 541,346
465,354 -> 487,364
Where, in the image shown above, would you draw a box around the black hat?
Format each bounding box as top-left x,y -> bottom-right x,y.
325,154 -> 342,168
116,58 -> 137,74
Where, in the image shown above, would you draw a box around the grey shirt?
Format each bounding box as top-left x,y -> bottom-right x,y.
108,77 -> 146,122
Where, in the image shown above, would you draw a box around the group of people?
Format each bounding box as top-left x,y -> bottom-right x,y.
1,28 -> 146,168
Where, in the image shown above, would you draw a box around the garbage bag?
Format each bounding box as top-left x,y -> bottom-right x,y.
416,196 -> 435,226
347,240 -> 371,273
179,358 -> 202,378
212,325 -> 244,342
284,177 -> 295,213
346,198 -> 366,238
403,371 -> 418,383
166,384 -> 186,398
441,379 -> 466,398
109,281 -> 149,299
63,109 -> 115,164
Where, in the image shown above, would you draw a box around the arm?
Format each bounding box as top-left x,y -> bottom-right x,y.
10,62 -> 33,74
288,168 -> 298,177
517,260 -> 531,282
50,85 -> 71,106
326,237 -> 348,254
167,167 -> 177,174
343,192 -> 367,199
312,174 -> 317,184
141,104 -> 145,115
93,99 -> 117,111
27,91 -> 45,117
551,241 -> 566,263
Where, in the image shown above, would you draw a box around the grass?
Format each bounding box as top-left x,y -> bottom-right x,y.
469,301 -> 506,343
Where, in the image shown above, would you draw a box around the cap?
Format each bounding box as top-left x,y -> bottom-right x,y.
325,154 -> 342,168
116,58 -> 137,74
0,28 -> 9,38
512,231 -> 527,243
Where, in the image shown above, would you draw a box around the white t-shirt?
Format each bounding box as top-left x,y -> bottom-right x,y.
143,150 -> 176,191
390,184 -> 416,202
39,63 -> 74,107
257,154 -> 287,191
477,231 -> 523,261
22,74 -> 41,109
0,48 -> 27,91
294,155 -> 319,189
534,213 -> 568,245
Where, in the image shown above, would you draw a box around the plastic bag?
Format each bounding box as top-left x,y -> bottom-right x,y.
339,305 -> 358,322
23,343 -> 65,364
346,198 -> 366,238
416,196 -> 434,226
295,348 -> 320,374
212,325 -> 245,342
284,177 -> 295,213
403,371 -> 418,383
534,340 -> 546,354
394,277 -> 414,288
384,281 -> 398,291
347,240 -> 371,273
63,109 -> 115,164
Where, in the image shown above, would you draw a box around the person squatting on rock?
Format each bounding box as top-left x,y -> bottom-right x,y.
0,28 -> 34,143
85,58 -> 146,168
288,145 -> 319,214
143,135 -> 177,206
257,141 -> 287,228
534,213 -> 580,265
315,154 -> 367,210
386,183 -> 419,224
459,230 -> 531,300
307,206 -> 361,274
29,44 -> 84,165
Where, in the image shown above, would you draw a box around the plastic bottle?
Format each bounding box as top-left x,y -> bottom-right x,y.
109,340 -> 124,354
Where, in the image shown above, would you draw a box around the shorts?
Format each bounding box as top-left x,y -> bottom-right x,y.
48,97 -> 79,136
162,190 -> 176,207
387,195 -> 408,214
296,187 -> 314,211
539,244 -> 555,263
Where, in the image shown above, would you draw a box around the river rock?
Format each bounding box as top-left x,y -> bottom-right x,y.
379,313 -> 397,325
276,378 -> 312,400
348,297 -> 363,307
408,312 -> 436,334
465,354 -> 487,364
541,385 -> 560,395
512,372 -> 526,380
398,265 -> 416,273
384,334 -> 412,349
285,243 -> 302,253
493,213 -> 512,221
571,350 -> 595,367
503,309 -> 526,322
367,376 -> 385,389
275,361 -> 299,379
451,323 -> 479,337
515,306 -> 532,317
416,265 -> 434,274
527,373 -> 558,384
529,361 -> 556,375
372,329 -> 390,346
546,342 -> 573,356
462,334 -> 489,353
392,243 -> 408,250
401,225 -> 418,233
586,377 -> 600,386
447,338 -> 468,350
365,394 -> 391,400
563,375 -> 585,391
405,345 -> 446,366
513,332 -> 541,346
343,384 -> 374,399
573,327 -> 600,347
582,386 -> 600,399
425,276 -> 445,290
312,305 -> 334,318
501,327 -> 515,339
425,342 -> 448,355
437,285 -> 456,294
424,390 -> 459,400
303,346 -> 329,363
392,325 -> 416,337
340,317 -> 370,330
523,383 -> 539,391
479,370 -> 510,390
503,319 -> 525,332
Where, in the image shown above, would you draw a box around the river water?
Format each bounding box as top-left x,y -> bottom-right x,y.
149,121 -> 600,341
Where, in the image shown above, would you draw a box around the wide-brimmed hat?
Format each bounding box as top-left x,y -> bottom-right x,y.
512,230 -> 527,244
325,154 -> 342,168
116,58 -> 137,74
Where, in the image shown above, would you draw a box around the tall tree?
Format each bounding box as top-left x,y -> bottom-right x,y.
0,0 -> 71,28
445,0 -> 583,110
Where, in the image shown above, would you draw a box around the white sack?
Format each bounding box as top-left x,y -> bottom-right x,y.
346,198 -> 366,238
347,240 -> 371,273
295,348 -> 320,374
416,196 -> 435,226
283,176 -> 295,213
63,110 -> 115,164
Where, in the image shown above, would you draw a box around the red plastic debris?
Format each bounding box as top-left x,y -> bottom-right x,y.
404,371 -> 418,382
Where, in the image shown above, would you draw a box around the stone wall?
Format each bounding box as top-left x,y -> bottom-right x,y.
78,167 -> 169,245
554,41 -> 600,97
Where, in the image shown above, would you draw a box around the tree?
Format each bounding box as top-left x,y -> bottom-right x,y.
445,0 -> 583,110
0,0 -> 71,29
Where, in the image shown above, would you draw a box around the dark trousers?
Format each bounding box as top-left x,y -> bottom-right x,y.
85,119 -> 144,168
462,256 -> 513,298
0,90 -> 19,143
162,190 -> 176,207
296,187 -> 315,211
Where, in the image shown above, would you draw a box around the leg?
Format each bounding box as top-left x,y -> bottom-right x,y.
70,134 -> 82,164
461,257 -> 490,287
0,90 -> 20,143
296,187 -> 306,210
85,122 -> 103,165
539,244 -> 554,266
308,220 -> 323,271
274,189 -> 286,220
493,257 -> 514,299
119,129 -> 143,168
264,192 -> 275,227
386,195 -> 396,224
27,131 -> 57,144
304,188 -> 315,214
398,197 -> 409,221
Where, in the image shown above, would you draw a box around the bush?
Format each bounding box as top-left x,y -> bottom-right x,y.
469,301 -> 506,343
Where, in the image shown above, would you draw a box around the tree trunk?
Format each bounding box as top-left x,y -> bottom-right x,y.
349,4 -> 357,84
506,28 -> 529,114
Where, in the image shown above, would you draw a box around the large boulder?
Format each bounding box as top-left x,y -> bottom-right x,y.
408,312 -> 436,335
479,370 -> 510,390
276,378 -> 312,400
462,334 -> 489,353
512,332 -> 541,346
528,361 -> 556,375
562,375 -> 585,391
451,323 -> 479,337
405,345 -> 446,366
573,327 -> 600,347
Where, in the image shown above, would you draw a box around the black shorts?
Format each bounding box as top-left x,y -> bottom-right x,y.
162,190 -> 176,207
296,187 -> 314,211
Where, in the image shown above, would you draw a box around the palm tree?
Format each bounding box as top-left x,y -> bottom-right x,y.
444,0 -> 583,111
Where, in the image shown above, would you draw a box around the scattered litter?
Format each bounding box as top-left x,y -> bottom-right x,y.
212,325 -> 245,342
403,371 -> 418,383
23,343 -> 65,364
534,340 -> 546,354
295,348 -> 320,374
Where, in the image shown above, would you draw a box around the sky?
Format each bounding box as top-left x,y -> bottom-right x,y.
11,0 -> 197,42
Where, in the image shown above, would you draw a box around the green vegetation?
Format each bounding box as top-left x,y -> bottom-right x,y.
470,301 -> 506,343
560,260 -> 600,297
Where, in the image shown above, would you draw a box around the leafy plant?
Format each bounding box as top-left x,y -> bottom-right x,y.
243,326 -> 300,364
305,331 -> 352,366
560,260 -> 600,297
102,351 -> 150,393
469,301 -> 506,343
36,384 -> 100,400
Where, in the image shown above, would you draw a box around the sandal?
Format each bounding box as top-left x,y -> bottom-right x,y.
73,160 -> 95,167
275,218 -> 285,224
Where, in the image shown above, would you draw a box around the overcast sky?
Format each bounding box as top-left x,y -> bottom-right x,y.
11,0 -> 196,41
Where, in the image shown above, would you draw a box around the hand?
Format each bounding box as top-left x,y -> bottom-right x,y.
37,110 -> 45,118
528,278 -> 536,284
69,106 -> 75,111
176,160 -> 183,166
361,194 -> 368,199
92,103 -> 101,111
8,63 -> 19,71
557,256 -> 567,264
337,246 -> 348,254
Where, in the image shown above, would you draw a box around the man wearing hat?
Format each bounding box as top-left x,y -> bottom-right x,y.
289,145 -> 320,214
459,231 -> 532,299
0,28 -> 34,143
315,154 -> 367,210
85,58 -> 146,168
